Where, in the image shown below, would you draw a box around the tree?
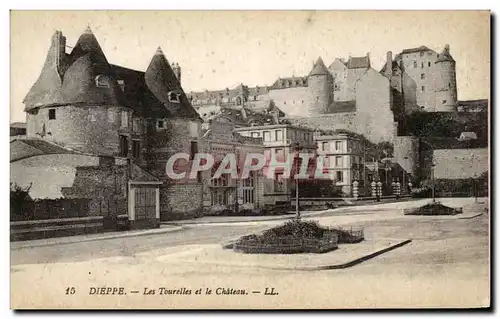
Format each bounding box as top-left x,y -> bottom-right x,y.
10,182 -> 33,221
376,141 -> 394,158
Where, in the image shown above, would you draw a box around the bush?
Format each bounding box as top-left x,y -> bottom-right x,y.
404,202 -> 462,216
10,183 -> 33,221
226,220 -> 364,254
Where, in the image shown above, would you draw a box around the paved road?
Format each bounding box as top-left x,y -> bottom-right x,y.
10,199 -> 490,308
10,224 -> 272,266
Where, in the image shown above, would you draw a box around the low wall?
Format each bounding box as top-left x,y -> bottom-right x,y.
10,216 -> 105,241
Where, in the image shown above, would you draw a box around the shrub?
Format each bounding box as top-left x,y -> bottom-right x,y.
404,202 -> 462,216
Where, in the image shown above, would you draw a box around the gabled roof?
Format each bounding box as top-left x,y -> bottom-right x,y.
347,55 -> 370,69
11,138 -> 75,162
401,46 -> 431,54
309,57 -> 329,76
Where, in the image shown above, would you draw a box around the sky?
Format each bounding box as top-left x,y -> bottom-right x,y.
10,10 -> 490,123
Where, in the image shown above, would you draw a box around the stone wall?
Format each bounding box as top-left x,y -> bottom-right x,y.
26,105 -> 137,156
433,148 -> 488,179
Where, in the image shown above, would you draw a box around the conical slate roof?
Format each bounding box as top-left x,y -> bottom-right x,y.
24,27 -> 128,110
144,47 -> 200,120
436,45 -> 455,63
309,57 -> 329,76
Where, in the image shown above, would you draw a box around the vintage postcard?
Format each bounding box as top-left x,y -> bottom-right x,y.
10,10 -> 490,309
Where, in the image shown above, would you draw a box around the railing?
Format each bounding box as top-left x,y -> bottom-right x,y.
233,232 -> 339,254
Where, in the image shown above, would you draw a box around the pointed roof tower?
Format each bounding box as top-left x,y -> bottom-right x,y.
309,57 -> 329,76
144,46 -> 200,120
436,44 -> 455,63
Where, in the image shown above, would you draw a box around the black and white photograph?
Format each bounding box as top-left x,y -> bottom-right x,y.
8,10 -> 491,309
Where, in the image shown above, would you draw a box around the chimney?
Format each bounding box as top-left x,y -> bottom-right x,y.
52,31 -> 67,78
271,109 -> 280,124
366,52 -> 371,68
386,51 -> 393,78
444,44 -> 450,53
172,62 -> 181,84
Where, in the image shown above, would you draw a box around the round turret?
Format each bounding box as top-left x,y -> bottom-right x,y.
434,44 -> 457,112
307,57 -> 332,116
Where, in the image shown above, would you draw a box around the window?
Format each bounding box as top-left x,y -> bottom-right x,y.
420,51 -> 425,57
241,172 -> 255,204
211,189 -> 228,206
335,156 -> 343,167
428,62 -> 431,67
274,173 -> 284,192
132,140 -> 140,159
421,62 -> 424,68
275,130 -> 283,141
263,131 -> 271,142
121,111 -> 128,128
107,109 -> 116,123
253,96 -> 257,101
168,91 -> 180,103
48,109 -> 56,120
275,148 -> 285,161
421,86 -> 425,92
251,132 -> 260,138
322,142 -> 329,151
336,171 -> 343,183
95,75 -> 109,88
157,120 -> 165,129
190,141 -> 198,161
335,141 -> 342,151
449,82 -> 452,88
132,118 -> 140,133
117,79 -> 125,92
119,135 -> 128,157
442,100 -> 447,104
212,174 -> 229,187
413,61 -> 417,68
284,101 -> 286,105
236,97 -> 242,105
421,73 -> 425,80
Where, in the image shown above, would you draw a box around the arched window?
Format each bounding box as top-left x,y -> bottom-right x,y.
236,96 -> 242,105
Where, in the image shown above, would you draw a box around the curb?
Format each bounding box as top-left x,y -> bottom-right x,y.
458,213 -> 484,220
11,226 -> 186,250
216,239 -> 412,271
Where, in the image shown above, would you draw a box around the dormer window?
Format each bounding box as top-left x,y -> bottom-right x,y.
168,91 -> 181,103
95,75 -> 110,88
117,79 -> 125,92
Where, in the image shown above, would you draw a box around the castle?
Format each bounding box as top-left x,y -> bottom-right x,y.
190,45 -> 458,144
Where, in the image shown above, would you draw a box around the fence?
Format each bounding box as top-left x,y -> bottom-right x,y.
233,232 -> 339,254
10,216 -> 105,241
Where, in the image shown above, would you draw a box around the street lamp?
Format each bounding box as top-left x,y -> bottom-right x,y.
293,142 -> 303,220
431,160 -> 436,203
403,155 -> 408,195
471,153 -> 478,203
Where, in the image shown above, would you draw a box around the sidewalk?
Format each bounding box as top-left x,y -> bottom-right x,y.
154,239 -> 413,271
10,224 -> 184,250
164,197 -> 417,225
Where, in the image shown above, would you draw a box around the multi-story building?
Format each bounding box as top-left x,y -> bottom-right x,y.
235,123 -> 317,205
315,130 -> 378,195
380,45 -> 458,113
12,26 -> 205,226
200,115 -> 265,212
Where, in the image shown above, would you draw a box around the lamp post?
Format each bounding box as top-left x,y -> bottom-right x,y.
403,155 -> 408,195
431,160 -> 436,203
471,153 -> 478,203
293,142 -> 303,220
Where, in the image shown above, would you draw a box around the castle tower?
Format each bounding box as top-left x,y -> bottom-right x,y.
434,44 -> 457,112
307,57 -> 332,116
